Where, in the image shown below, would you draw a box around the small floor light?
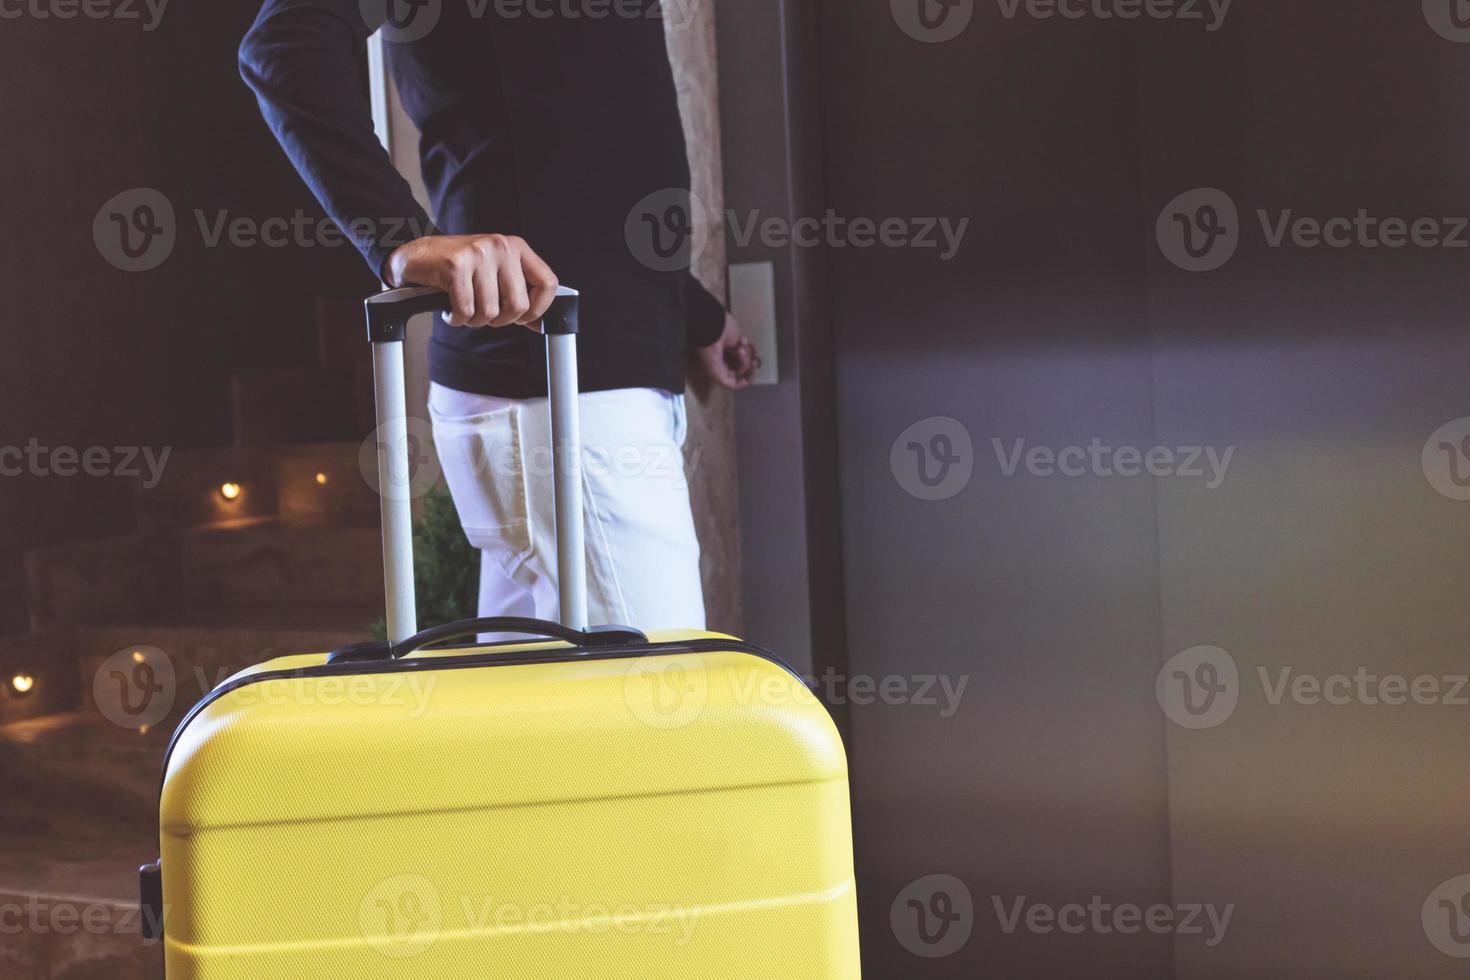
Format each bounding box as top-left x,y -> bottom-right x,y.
315,472 -> 329,486
220,482 -> 242,501
10,673 -> 35,697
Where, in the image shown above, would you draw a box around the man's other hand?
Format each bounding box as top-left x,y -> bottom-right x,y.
694,313 -> 761,390
384,235 -> 559,329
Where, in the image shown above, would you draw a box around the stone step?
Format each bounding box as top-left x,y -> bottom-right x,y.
131,447 -> 277,535
90,606 -> 378,634
0,712 -> 166,840
272,443 -> 381,529
22,535 -> 178,633
178,519 -> 383,611
3,616 -> 369,733
23,517 -> 383,631
0,613 -> 374,978
4,620 -> 371,845
0,834 -> 163,980
0,713 -> 166,978
129,442 -> 377,535
0,630 -> 80,727
75,619 -> 375,726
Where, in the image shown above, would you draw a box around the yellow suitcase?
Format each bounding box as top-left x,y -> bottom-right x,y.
140,287 -> 862,978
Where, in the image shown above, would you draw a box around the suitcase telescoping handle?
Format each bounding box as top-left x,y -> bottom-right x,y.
364,285 -> 588,644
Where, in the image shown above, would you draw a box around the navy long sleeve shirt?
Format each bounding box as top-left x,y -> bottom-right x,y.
239,0 -> 726,397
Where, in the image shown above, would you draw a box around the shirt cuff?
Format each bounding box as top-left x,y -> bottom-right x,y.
364,210 -> 439,286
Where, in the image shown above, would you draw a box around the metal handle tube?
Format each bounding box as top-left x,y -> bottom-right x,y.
364,284 -> 583,638
547,331 -> 587,631
372,340 -> 418,645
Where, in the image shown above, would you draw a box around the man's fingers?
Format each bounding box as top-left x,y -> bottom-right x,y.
727,341 -> 759,389
723,339 -> 756,385
525,281 -> 558,327
469,260 -> 500,327
702,348 -> 742,390
396,235 -> 558,330
493,262 -> 530,328
519,247 -> 559,326
731,340 -> 756,374
443,266 -> 476,327
739,341 -> 761,382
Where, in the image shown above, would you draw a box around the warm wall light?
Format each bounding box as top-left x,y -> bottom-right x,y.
132,650 -> 147,664
10,674 -> 35,696
315,472 -> 329,486
220,482 -> 242,501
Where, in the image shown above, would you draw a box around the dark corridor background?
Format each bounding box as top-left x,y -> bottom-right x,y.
812,1 -> 1470,977
3,0 -> 1470,977
0,4 -> 373,634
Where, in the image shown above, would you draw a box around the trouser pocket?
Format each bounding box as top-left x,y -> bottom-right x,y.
429,401 -> 534,575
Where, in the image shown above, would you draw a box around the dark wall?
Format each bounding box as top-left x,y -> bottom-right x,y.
1143,5 -> 1470,978
0,3 -> 373,635
817,4 -> 1173,977
805,1 -> 1470,978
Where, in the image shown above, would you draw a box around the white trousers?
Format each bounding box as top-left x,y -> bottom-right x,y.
429,383 -> 707,631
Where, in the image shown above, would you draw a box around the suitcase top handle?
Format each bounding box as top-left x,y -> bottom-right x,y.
365,284 -> 580,343
328,618 -> 648,665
